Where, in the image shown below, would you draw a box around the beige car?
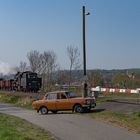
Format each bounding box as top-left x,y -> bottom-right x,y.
32,91 -> 96,114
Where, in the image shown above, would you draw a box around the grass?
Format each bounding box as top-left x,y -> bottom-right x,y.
94,93 -> 140,133
88,111 -> 140,134
0,113 -> 54,140
0,93 -> 33,109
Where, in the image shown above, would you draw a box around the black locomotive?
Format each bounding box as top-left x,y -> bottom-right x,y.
0,71 -> 42,92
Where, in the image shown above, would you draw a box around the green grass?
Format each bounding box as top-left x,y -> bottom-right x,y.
0,93 -> 21,103
0,113 -> 55,140
89,111 -> 140,133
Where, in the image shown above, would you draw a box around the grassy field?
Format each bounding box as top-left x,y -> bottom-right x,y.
0,93 -> 33,109
0,113 -> 55,140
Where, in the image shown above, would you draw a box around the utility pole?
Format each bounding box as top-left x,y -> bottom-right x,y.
82,6 -> 90,97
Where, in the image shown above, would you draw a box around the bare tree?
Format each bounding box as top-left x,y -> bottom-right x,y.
42,51 -> 57,89
13,61 -> 28,73
27,50 -> 58,91
19,61 -> 27,72
56,69 -> 69,85
27,50 -> 42,73
67,45 -> 81,85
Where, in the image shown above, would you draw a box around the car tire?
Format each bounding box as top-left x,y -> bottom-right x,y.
40,107 -> 48,115
51,110 -> 58,114
74,105 -> 83,113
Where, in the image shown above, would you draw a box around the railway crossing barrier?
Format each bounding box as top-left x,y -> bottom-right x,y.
91,86 -> 140,94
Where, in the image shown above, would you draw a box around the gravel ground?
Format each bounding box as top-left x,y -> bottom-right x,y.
96,98 -> 140,114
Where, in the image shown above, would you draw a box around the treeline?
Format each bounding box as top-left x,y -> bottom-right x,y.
88,70 -> 140,89
57,69 -> 140,89
14,47 -> 140,90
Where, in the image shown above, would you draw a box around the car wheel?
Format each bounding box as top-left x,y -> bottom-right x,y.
40,107 -> 48,115
74,105 -> 83,113
51,110 -> 58,114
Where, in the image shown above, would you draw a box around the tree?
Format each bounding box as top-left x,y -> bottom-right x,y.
67,45 -> 81,85
112,73 -> 139,89
42,51 -> 57,89
56,69 -> 69,85
88,71 -> 104,87
19,61 -> 27,72
13,61 -> 28,73
27,50 -> 42,73
27,50 -> 58,91
113,73 -> 129,88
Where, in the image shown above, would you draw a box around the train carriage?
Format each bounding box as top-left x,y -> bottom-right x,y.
0,79 -> 3,90
4,79 -> 14,90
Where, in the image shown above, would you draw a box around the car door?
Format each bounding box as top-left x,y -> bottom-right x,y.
56,92 -> 71,110
44,93 -> 57,110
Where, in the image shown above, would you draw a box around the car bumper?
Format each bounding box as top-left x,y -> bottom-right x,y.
82,103 -> 96,109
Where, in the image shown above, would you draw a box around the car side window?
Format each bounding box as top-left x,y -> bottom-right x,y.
60,93 -> 67,99
46,93 -> 57,100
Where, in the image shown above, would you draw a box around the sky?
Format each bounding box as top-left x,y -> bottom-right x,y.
0,0 -> 140,72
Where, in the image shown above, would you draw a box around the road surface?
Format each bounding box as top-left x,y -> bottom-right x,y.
96,98 -> 140,114
0,103 -> 139,140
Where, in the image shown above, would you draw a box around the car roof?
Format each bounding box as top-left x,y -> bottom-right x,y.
46,91 -> 68,94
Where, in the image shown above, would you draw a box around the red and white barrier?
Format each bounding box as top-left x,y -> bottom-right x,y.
91,87 -> 140,94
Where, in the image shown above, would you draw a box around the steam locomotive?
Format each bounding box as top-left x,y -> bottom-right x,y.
0,71 -> 42,92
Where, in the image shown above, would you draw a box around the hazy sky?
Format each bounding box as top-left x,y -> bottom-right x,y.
0,0 -> 140,70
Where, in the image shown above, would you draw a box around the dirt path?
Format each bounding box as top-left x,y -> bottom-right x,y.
0,103 -> 139,140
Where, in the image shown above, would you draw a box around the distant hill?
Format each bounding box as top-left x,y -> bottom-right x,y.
56,68 -> 140,82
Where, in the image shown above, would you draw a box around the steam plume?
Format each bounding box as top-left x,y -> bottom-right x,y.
0,60 -> 15,75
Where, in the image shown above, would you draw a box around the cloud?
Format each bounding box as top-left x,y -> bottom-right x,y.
0,61 -> 15,75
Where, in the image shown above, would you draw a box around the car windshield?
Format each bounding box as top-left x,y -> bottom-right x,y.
66,91 -> 78,98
